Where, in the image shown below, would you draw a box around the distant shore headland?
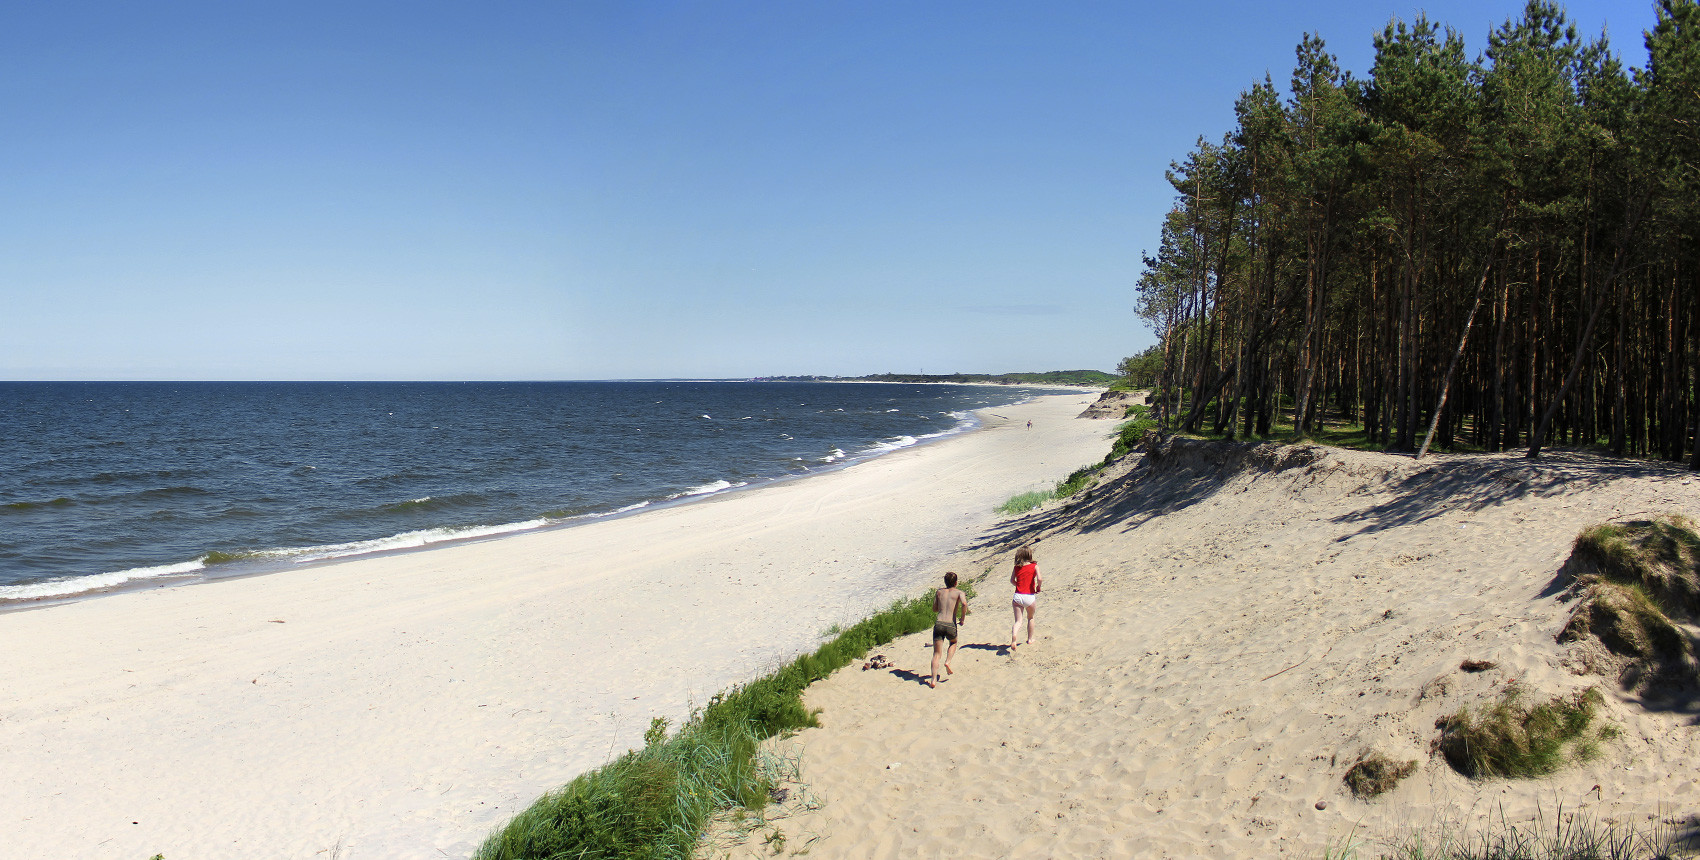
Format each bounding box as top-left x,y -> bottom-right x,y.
755,369 -> 1118,387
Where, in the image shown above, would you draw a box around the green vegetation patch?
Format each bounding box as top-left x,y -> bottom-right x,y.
1560,516 -> 1699,689
476,592 -> 946,860
996,490 -> 1053,515
1572,515 -> 1700,619
850,370 -> 1117,386
1560,581 -> 1690,662
1343,754 -> 1418,799
1377,804 -> 1697,860
1435,685 -> 1614,779
1106,416 -> 1157,462
1054,463 -> 1103,499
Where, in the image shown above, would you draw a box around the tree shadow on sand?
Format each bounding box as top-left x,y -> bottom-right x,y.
1329,450 -> 1682,541
966,438 -> 1687,556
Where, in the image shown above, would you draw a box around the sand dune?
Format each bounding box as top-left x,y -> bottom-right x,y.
0,391 -> 1108,860
710,438 -> 1700,859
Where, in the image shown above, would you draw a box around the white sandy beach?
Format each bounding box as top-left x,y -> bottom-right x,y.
0,391 -> 1108,860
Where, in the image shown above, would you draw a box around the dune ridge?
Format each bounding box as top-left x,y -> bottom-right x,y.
711,437 -> 1700,858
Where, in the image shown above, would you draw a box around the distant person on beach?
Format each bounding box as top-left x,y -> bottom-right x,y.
1026,420 -> 1032,429
930,572 -> 969,688
1010,546 -> 1041,648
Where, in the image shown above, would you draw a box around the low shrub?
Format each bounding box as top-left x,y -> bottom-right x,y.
1106,417 -> 1158,462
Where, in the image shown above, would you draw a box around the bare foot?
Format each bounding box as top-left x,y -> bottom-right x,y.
928,676 -> 937,688
945,663 -> 954,675
1025,639 -> 1035,645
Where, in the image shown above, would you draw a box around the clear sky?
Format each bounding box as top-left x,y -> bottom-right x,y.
0,1 -> 1650,381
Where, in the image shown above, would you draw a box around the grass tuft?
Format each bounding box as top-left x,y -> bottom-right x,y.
1054,463 -> 1103,498
1343,754 -> 1418,799
1560,516 -> 1700,689
996,490 -> 1053,515
1572,515 -> 1700,619
1376,802 -> 1697,860
1435,685 -> 1611,779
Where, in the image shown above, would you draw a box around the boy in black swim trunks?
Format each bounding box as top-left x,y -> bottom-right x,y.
930,572 -> 969,689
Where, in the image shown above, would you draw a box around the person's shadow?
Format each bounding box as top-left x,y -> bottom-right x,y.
961,643 -> 1010,656
889,668 -> 932,686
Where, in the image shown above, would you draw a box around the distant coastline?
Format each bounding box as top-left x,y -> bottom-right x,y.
755,369 -> 1117,387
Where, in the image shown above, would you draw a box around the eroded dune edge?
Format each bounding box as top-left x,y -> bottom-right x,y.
707,434 -> 1700,859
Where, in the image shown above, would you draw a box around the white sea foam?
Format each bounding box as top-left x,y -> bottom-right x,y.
285,519 -> 554,563
863,435 -> 920,454
675,479 -> 748,498
820,448 -> 847,463
0,559 -> 205,602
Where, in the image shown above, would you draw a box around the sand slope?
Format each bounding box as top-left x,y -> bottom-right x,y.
0,391 -> 1108,860
714,439 -> 1700,859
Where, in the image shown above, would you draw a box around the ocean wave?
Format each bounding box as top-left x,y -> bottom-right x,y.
201,549 -> 263,565
1,497 -> 76,513
85,468 -> 201,485
820,448 -> 847,463
380,495 -> 483,513
354,469 -> 436,489
862,436 -> 919,454
0,559 -> 204,602
257,519 -> 557,565
134,485 -> 211,500
673,480 -> 749,498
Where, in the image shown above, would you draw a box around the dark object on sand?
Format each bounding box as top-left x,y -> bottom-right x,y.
1344,755 -> 1418,799
1460,659 -> 1497,672
862,654 -> 892,671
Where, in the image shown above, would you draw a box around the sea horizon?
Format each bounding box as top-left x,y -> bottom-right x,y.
1,380 -> 1067,605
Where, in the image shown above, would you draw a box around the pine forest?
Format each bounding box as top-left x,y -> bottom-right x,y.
1133,0 -> 1700,468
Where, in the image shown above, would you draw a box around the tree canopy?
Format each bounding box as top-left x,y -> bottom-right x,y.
1134,0 -> 1700,468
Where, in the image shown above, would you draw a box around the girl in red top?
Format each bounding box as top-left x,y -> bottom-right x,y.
1009,546 -> 1041,648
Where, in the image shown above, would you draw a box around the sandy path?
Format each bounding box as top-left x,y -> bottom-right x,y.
0,391 -> 1109,860
717,443 -> 1700,859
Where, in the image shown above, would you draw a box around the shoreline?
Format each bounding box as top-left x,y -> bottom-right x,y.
0,388 -> 1066,612
0,390 -> 1111,859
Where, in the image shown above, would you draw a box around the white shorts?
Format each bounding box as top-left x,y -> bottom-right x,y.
1011,593 -> 1037,608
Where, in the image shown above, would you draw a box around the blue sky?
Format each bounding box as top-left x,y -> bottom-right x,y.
0,1 -> 1649,380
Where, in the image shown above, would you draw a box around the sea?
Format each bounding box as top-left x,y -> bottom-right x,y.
0,381 -> 1054,605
